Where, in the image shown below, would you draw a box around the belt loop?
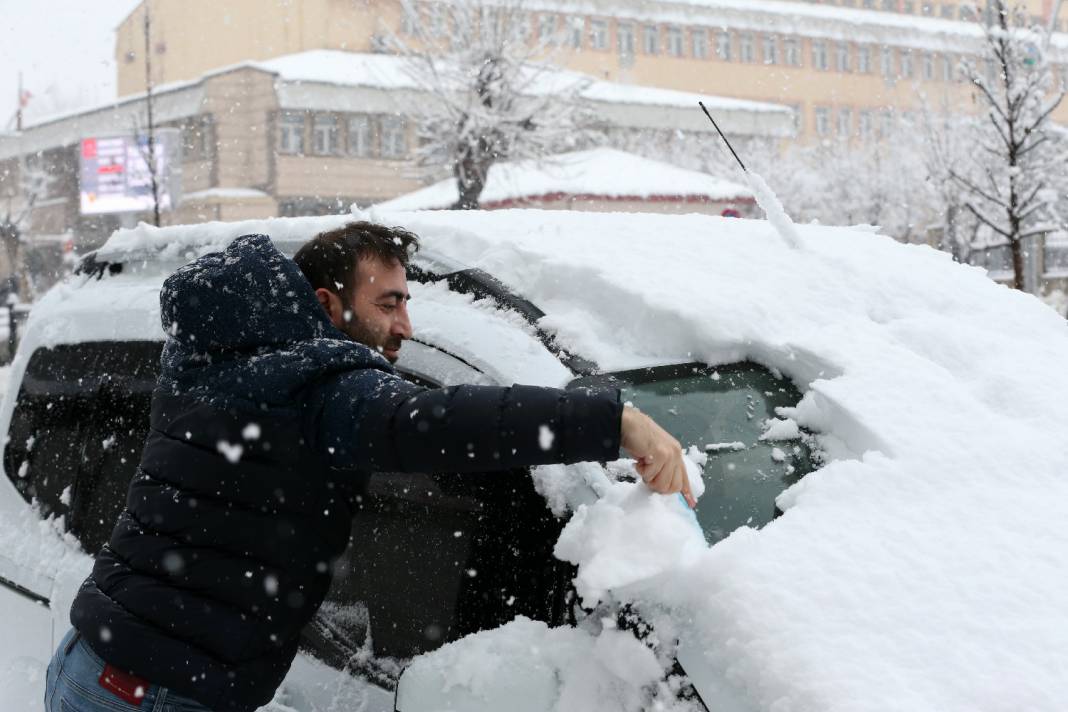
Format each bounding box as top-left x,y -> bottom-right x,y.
64,630 -> 80,656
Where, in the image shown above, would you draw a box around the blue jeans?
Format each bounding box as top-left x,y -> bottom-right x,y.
44,628 -> 213,712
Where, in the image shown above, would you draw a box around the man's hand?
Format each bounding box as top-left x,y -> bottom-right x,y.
620,405 -> 696,508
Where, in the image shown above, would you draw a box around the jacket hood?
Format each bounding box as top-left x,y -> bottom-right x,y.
161,233 -> 341,352
158,233 -> 393,407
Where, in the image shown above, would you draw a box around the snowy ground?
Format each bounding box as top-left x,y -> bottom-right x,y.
3,206 -> 1068,711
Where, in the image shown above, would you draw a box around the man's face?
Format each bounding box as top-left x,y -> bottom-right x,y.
319,255 -> 412,363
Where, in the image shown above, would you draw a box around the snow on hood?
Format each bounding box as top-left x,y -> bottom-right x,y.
364,207 -> 1068,711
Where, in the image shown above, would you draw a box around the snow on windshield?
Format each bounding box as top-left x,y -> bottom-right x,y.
374,207 -> 1068,711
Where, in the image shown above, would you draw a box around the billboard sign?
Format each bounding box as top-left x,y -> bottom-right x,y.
79,129 -> 180,215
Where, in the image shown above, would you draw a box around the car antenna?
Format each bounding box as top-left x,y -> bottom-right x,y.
698,101 -> 747,173
697,101 -> 804,250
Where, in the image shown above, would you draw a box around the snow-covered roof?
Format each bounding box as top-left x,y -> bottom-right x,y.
0,48 -> 792,161
77,203 -> 1068,709
181,187 -> 271,202
257,50 -> 790,115
525,0 -> 1068,55
375,148 -> 752,211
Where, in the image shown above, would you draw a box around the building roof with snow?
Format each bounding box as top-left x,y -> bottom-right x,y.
375,148 -> 753,211
2,50 -> 792,161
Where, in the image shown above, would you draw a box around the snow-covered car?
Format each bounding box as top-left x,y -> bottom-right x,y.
0,212 -> 814,711
3,207 -> 1068,712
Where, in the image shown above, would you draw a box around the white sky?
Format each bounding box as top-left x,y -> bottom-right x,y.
0,0 -> 142,130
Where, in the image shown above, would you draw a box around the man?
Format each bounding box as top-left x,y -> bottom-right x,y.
44,221 -> 692,712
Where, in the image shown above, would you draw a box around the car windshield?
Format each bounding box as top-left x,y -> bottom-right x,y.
576,362 -> 815,544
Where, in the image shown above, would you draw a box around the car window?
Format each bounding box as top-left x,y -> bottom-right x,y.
571,362 -> 815,544
3,341 -> 162,554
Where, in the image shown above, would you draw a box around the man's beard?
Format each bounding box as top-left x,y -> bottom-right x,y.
341,317 -> 402,363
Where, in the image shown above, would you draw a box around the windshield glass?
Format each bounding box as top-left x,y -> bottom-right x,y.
584,362 -> 815,544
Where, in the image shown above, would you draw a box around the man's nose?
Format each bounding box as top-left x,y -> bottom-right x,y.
393,303 -> 413,340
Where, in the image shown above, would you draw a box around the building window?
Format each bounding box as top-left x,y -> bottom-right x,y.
858,45 -> 872,73
182,115 -> 214,160
715,31 -> 732,61
666,26 -> 684,57
590,19 -> 608,50
347,115 -> 372,157
739,33 -> 755,63
835,42 -> 851,72
859,110 -> 874,138
784,37 -> 801,66
427,3 -> 446,37
879,110 -> 894,138
921,52 -> 935,80
762,34 -> 778,65
515,13 -> 532,41
814,107 -> 831,136
900,50 -> 914,78
880,46 -> 895,79
538,14 -> 556,43
837,108 -> 852,137
380,116 -> 408,159
692,28 -> 709,59
941,54 -> 955,81
567,16 -> 584,49
279,112 -> 305,155
312,114 -> 339,155
643,24 -> 659,54
618,22 -> 636,60
812,40 -> 829,70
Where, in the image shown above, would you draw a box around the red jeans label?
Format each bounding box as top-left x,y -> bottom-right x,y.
99,664 -> 148,706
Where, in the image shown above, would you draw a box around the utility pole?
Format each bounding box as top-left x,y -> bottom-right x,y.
15,73 -> 23,131
143,0 -> 161,227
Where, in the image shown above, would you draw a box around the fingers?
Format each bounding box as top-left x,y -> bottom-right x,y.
638,448 -> 688,498
622,408 -> 694,505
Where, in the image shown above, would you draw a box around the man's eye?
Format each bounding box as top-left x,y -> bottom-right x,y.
378,303 -> 396,311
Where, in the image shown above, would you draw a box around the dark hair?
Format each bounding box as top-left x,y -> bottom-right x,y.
293,221 -> 420,300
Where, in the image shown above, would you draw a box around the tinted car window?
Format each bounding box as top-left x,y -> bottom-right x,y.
573,362 -> 815,544
4,341 -> 162,554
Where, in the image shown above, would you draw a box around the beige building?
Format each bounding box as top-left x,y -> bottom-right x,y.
114,0 -> 1068,140
0,47 -> 792,289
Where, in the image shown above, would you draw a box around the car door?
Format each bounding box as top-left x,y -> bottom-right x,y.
304,338 -> 575,687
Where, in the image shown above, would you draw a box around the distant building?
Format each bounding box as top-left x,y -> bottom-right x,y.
0,51 -> 792,292
376,147 -> 756,216
113,0 -> 1068,142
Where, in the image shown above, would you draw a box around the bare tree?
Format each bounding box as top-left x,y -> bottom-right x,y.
952,1 -> 1067,290
386,0 -> 594,209
918,103 -> 982,262
0,155 -> 53,299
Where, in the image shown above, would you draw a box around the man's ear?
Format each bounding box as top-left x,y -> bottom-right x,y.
315,288 -> 345,328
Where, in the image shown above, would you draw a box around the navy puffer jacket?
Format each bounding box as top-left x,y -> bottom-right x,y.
69,234 -> 622,711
